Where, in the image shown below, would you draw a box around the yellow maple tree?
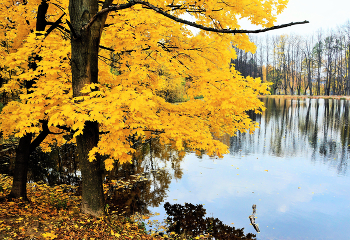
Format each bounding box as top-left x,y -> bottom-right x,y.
0,0 -> 305,216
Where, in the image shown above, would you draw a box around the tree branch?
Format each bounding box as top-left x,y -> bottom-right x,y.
36,0 -> 49,32
55,124 -> 73,133
99,45 -> 115,52
83,0 -> 309,34
66,20 -> 78,39
45,12 -> 66,38
29,120 -> 50,153
82,1 -> 134,31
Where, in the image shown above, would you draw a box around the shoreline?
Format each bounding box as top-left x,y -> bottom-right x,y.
259,95 -> 350,100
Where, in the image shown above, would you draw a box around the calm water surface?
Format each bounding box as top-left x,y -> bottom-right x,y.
148,98 -> 350,240
3,97 -> 348,239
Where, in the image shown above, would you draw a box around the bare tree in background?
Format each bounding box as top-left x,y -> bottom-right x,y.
303,35 -> 314,96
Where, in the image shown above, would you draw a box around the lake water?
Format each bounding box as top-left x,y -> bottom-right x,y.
2,97 -> 349,239
146,97 -> 350,240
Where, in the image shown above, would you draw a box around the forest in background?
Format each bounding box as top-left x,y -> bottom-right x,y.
233,21 -> 350,96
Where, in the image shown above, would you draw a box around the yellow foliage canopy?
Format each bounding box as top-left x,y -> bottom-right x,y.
0,0 -> 285,170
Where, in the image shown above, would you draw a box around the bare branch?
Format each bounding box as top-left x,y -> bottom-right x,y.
45,13 -> 66,38
99,45 -> 115,52
55,125 -> 73,132
82,1 -> 134,31
66,20 -> 78,39
83,0 -> 309,34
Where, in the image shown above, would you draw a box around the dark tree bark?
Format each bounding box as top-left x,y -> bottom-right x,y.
7,134 -> 32,201
68,0 -> 113,217
76,121 -> 105,216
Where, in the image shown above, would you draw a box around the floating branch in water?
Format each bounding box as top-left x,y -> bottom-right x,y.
249,204 -> 260,233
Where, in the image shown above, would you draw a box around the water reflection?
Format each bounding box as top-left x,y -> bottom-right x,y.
4,97 -> 350,239
231,98 -> 350,175
164,202 -> 256,239
0,143 -> 79,186
105,139 -> 186,215
28,143 -> 79,186
148,97 -> 350,240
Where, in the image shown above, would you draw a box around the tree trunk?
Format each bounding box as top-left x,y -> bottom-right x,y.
4,1 -> 51,202
77,121 -> 105,216
68,0 -> 112,217
3,120 -> 50,202
8,134 -> 32,201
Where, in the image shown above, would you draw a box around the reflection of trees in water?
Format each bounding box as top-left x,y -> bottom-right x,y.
29,144 -> 79,186
105,138 -> 186,215
230,97 -> 350,175
0,143 -> 79,185
1,143 -> 80,186
164,202 -> 256,240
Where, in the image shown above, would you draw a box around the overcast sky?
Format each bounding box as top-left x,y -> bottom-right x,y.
241,0 -> 350,36
185,1 -> 350,37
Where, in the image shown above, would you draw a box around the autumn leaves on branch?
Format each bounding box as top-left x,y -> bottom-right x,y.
84,0 -> 308,33
0,0 -> 308,216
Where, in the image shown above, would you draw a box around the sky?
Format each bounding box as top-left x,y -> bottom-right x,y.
185,0 -> 350,36
241,0 -> 350,36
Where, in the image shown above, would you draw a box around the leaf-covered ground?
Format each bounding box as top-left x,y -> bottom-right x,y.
0,174 -> 171,239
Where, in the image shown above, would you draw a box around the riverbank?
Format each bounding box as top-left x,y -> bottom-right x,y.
0,174 -> 166,240
260,95 -> 350,100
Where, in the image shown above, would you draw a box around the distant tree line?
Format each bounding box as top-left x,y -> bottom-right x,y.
232,21 -> 350,96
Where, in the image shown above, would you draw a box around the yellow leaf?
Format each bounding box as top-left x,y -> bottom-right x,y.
42,231 -> 57,239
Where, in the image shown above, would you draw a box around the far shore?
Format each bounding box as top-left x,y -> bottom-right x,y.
260,95 -> 350,100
